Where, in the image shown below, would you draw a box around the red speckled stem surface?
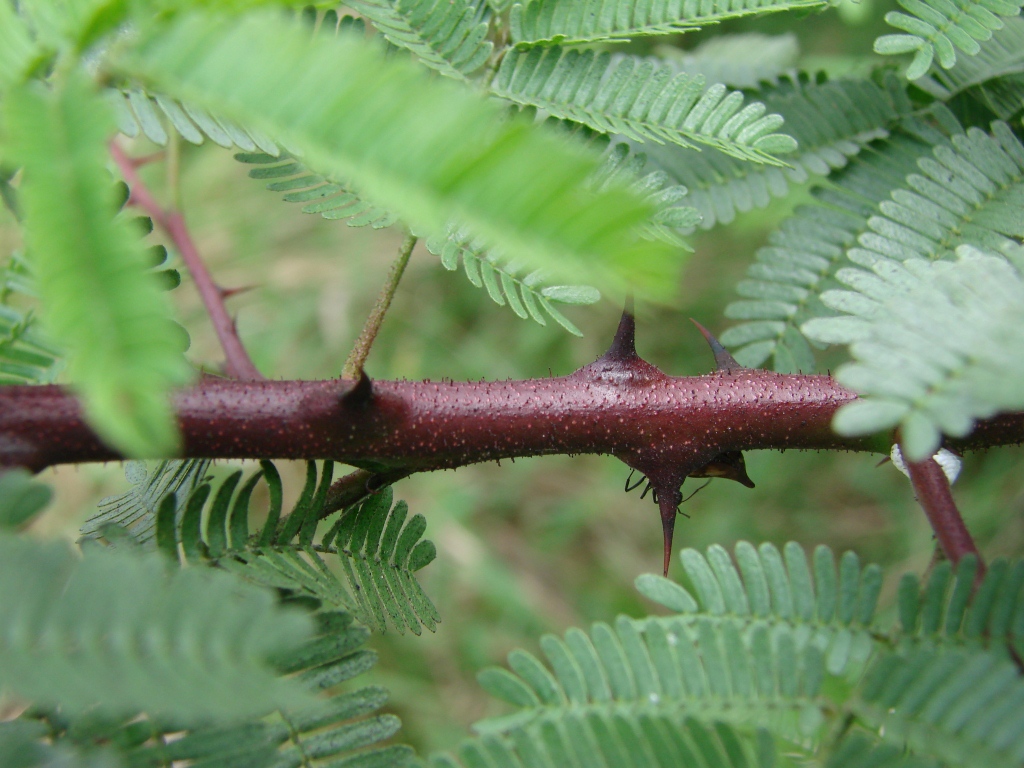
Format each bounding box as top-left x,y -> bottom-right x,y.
2,366 -> 1022,474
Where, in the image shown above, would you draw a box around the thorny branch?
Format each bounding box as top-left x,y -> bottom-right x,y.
3,312 -> 1023,572
110,142 -> 263,381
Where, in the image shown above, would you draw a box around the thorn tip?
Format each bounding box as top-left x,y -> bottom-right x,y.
690,319 -> 742,371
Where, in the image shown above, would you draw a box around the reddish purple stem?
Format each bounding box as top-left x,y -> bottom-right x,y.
110,143 -> 263,381
904,453 -> 986,577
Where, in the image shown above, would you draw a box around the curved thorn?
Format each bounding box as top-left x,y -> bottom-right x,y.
690,319 -> 742,371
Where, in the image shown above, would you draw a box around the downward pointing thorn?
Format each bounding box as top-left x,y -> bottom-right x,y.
657,486 -> 683,576
690,319 -> 743,371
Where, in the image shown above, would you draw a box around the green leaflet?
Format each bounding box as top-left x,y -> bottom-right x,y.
439,544 -> 1024,768
2,74 -> 192,456
0,253 -> 63,385
874,0 -> 1024,79
913,17 -> 1024,119
424,142 -> 696,333
510,0 -> 829,47
803,246 -> 1024,460
0,534 -> 315,722
117,12 -> 678,299
235,150 -> 397,229
347,0 -> 493,81
647,73 -> 905,230
106,86 -> 280,152
159,461 -> 441,635
81,458 -> 212,545
491,47 -> 798,165
719,109 -> 961,373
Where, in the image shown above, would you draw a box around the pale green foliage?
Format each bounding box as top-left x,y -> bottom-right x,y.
874,0 -> 1024,79
106,87 -> 281,152
1,74 -> 192,456
347,0 -> 493,80
649,73 -> 906,229
426,225 -> 601,335
157,461 -> 440,635
0,2 -> 40,89
424,142 -> 696,332
509,0 -> 829,47
118,12 -> 678,298
491,47 -> 798,164
913,17 -> 1024,118
7,610 -> 415,768
653,33 -> 799,88
0,533 -> 316,722
803,245 -> 1024,459
720,109 -> 960,372
434,544 -> 1024,768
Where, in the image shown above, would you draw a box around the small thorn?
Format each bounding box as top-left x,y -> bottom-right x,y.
340,369 -> 373,408
603,303 -> 639,363
657,486 -> 683,576
219,284 -> 256,300
690,319 -> 742,371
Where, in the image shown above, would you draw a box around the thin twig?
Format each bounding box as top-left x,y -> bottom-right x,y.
110,142 -> 263,381
904,450 -> 986,579
321,467 -> 413,519
342,231 -> 417,378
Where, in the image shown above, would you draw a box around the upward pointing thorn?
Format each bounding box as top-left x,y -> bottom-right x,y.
603,297 -> 639,363
340,368 -> 373,408
691,319 -> 743,371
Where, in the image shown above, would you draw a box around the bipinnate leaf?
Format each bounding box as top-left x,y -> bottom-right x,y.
0,534 -> 316,722
1,74 -> 192,456
804,246 -> 1024,460
118,11 -> 680,299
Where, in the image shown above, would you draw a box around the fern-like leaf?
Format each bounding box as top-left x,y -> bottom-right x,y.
81,459 -> 211,544
424,142 -> 695,332
235,151 -> 397,229
648,73 -> 906,229
491,47 -> 798,164
893,555 -> 1024,657
913,17 -> 1024,119
719,110 -> 960,372
874,0 -> 1024,79
802,244 -> 1024,459
0,254 -> 62,385
654,32 -> 799,88
161,461 -> 440,635
347,0 -> 493,80
426,224 -> 601,335
17,610 -> 415,768
638,540 -> 882,677
510,0 -> 828,47
0,534 -> 315,722
856,645 -> 1024,767
105,86 -> 280,153
2,72 -> 193,455
117,11 -> 678,298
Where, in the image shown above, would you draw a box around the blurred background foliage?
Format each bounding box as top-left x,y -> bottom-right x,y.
3,0 -> 1024,754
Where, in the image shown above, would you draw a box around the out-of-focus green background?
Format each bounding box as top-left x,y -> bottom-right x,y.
6,1 -> 1024,754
